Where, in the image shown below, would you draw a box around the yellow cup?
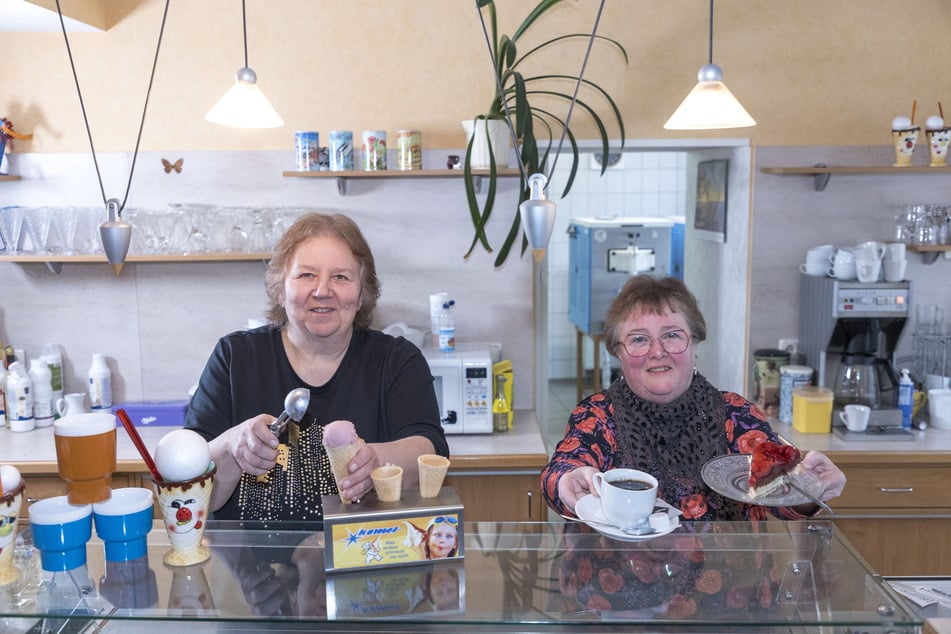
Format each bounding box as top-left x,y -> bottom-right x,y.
792,386 -> 834,433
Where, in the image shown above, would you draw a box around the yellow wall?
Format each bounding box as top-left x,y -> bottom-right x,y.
2,0 -> 948,153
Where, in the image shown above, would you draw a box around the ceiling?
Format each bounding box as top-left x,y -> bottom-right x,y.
0,0 -> 104,32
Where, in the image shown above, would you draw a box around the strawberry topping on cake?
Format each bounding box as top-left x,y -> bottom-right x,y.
748,441 -> 803,499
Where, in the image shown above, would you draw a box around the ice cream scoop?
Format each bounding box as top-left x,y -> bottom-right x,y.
892,115 -> 913,130
0,465 -> 21,496
323,419 -> 358,447
270,387 -> 310,436
927,115 -> 946,130
154,429 -> 211,483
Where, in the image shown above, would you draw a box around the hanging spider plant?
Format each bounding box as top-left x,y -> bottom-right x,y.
464,0 -> 627,267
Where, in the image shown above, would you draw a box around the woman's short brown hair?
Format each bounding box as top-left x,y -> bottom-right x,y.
264,213 -> 380,329
603,275 -> 707,356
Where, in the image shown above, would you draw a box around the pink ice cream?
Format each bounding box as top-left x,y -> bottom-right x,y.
322,420 -> 358,448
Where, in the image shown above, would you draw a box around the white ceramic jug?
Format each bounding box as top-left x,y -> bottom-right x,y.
56,393 -> 90,418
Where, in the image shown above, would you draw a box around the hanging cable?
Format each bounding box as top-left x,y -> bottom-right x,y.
55,0 -> 171,214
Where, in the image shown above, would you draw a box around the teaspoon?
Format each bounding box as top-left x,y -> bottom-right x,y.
269,387 -> 311,436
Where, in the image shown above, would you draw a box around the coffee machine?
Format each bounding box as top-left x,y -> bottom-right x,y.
798,274 -> 910,427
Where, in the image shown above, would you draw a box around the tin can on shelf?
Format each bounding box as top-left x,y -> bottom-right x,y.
329,130 -> 354,171
396,130 -> 422,171
362,130 -> 387,171
295,131 -> 320,171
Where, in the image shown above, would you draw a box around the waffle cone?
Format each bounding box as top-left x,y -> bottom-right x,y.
371,465 -> 403,502
417,454 -> 450,497
325,440 -> 363,504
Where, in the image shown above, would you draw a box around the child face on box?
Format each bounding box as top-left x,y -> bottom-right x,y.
427,523 -> 457,559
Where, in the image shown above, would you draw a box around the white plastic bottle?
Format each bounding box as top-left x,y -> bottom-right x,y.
5,361 -> 35,432
898,368 -> 914,431
0,363 -> 7,426
29,358 -> 54,428
41,343 -> 64,413
88,353 -> 113,410
438,300 -> 456,352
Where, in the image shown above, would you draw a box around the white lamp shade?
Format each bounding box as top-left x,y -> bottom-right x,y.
664,75 -> 756,130
205,76 -> 284,129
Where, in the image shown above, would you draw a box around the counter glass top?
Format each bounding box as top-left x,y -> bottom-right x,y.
0,519 -> 919,633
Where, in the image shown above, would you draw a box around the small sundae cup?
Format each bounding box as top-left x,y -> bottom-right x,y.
0,477 -> 25,586
926,115 -> 951,167
417,454 -> 450,498
153,462 -> 216,567
892,127 -> 920,166
371,464 -> 403,503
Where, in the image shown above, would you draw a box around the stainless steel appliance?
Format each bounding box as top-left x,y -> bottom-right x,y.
568,216 -> 684,335
798,274 -> 910,429
422,343 -> 501,434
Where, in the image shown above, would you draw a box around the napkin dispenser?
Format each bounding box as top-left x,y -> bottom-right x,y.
323,487 -> 464,574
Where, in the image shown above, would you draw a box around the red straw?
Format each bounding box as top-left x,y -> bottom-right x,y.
117,408 -> 163,482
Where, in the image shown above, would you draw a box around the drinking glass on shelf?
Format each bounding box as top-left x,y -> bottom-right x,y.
52,207 -> 81,255
23,206 -> 53,253
0,206 -> 25,253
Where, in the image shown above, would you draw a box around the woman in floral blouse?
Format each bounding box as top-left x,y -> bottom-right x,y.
541,276 -> 846,521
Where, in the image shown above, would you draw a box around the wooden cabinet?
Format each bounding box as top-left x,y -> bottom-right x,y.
445,470 -> 546,522
826,452 -> 951,576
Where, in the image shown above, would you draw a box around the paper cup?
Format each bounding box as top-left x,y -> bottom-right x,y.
371,465 -> 403,502
417,454 -> 450,498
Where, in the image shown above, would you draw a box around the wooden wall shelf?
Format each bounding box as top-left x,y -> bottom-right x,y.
0,252 -> 271,274
283,168 -> 521,194
0,174 -> 22,181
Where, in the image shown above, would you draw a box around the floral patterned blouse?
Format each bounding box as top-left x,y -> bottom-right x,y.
540,390 -> 810,522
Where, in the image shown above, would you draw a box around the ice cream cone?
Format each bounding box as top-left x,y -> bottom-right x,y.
417,454 -> 450,498
371,465 -> 403,502
0,482 -> 25,586
892,127 -> 919,166
325,440 -> 363,504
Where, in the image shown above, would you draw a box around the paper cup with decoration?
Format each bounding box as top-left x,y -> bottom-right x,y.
928,127 -> 951,166
417,454 -> 450,498
892,127 -> 919,166
323,420 -> 364,504
0,467 -> 25,586
153,462 -> 216,567
371,464 -> 403,502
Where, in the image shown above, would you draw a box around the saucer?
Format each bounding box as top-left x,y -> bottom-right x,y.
574,495 -> 681,542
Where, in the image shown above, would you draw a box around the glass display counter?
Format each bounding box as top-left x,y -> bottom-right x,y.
0,519 -> 921,633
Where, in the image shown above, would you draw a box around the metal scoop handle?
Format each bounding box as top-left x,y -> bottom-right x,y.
269,413 -> 291,436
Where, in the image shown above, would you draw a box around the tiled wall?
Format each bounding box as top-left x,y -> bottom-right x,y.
546,152 -> 688,379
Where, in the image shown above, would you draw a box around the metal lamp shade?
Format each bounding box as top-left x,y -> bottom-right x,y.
520,174 -> 557,263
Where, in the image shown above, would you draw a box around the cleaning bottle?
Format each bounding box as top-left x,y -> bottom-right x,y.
898,368 -> 914,431
438,300 -> 456,352
29,358 -> 54,428
6,361 -> 34,432
88,353 -> 112,410
41,343 -> 64,415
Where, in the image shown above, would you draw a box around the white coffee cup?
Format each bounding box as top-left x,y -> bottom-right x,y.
883,258 -> 907,282
885,242 -> 906,262
854,241 -> 886,261
839,403 -> 871,432
591,468 -> 658,531
855,257 -> 882,283
828,249 -> 856,279
805,244 -> 835,263
799,261 -> 827,276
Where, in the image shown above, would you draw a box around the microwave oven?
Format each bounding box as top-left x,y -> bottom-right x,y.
423,343 -> 501,434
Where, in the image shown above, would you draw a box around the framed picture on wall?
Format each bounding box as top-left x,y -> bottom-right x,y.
694,159 -> 729,243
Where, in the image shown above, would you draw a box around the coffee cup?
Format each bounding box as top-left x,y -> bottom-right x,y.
839,403 -> 871,432
854,241 -> 886,261
885,242 -> 906,261
56,393 -> 89,418
799,261 -> 827,276
883,258 -> 907,282
54,413 -> 117,505
855,257 -> 881,283
29,495 -> 93,572
805,244 -> 835,263
591,468 -> 658,531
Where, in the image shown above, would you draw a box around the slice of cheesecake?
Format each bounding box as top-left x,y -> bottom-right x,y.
748,441 -> 803,499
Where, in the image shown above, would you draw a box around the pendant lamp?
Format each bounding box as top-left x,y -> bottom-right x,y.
205,0 -> 283,128
519,174 -> 557,262
100,198 -> 132,275
664,0 -> 755,130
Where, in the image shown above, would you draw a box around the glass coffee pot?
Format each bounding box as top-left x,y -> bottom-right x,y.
833,354 -> 880,409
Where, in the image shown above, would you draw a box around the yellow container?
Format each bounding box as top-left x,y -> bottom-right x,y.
792,386 -> 834,433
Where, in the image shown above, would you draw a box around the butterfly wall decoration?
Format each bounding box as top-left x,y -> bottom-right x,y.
162,158 -> 183,174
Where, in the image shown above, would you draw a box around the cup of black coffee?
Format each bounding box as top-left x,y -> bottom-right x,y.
591,468 -> 658,530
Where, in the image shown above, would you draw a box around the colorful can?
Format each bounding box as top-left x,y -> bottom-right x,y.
396,130 -> 422,171
362,130 -> 387,171
329,130 -> 354,171
295,131 -> 320,171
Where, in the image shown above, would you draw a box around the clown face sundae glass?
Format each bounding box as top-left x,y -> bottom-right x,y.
153,462 -> 216,567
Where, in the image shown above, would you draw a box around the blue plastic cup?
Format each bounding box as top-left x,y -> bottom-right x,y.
29,496 -> 92,572
93,487 -> 155,562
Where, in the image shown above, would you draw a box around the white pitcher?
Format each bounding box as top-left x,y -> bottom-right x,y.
56,393 -> 89,418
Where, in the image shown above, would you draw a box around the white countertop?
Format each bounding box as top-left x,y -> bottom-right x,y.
778,422 -> 951,454
0,410 -> 549,468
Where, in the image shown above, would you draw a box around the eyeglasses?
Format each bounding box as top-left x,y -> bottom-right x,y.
620,329 -> 691,357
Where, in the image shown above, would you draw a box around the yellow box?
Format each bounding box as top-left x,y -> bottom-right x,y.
493,359 -> 514,429
792,386 -> 834,433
